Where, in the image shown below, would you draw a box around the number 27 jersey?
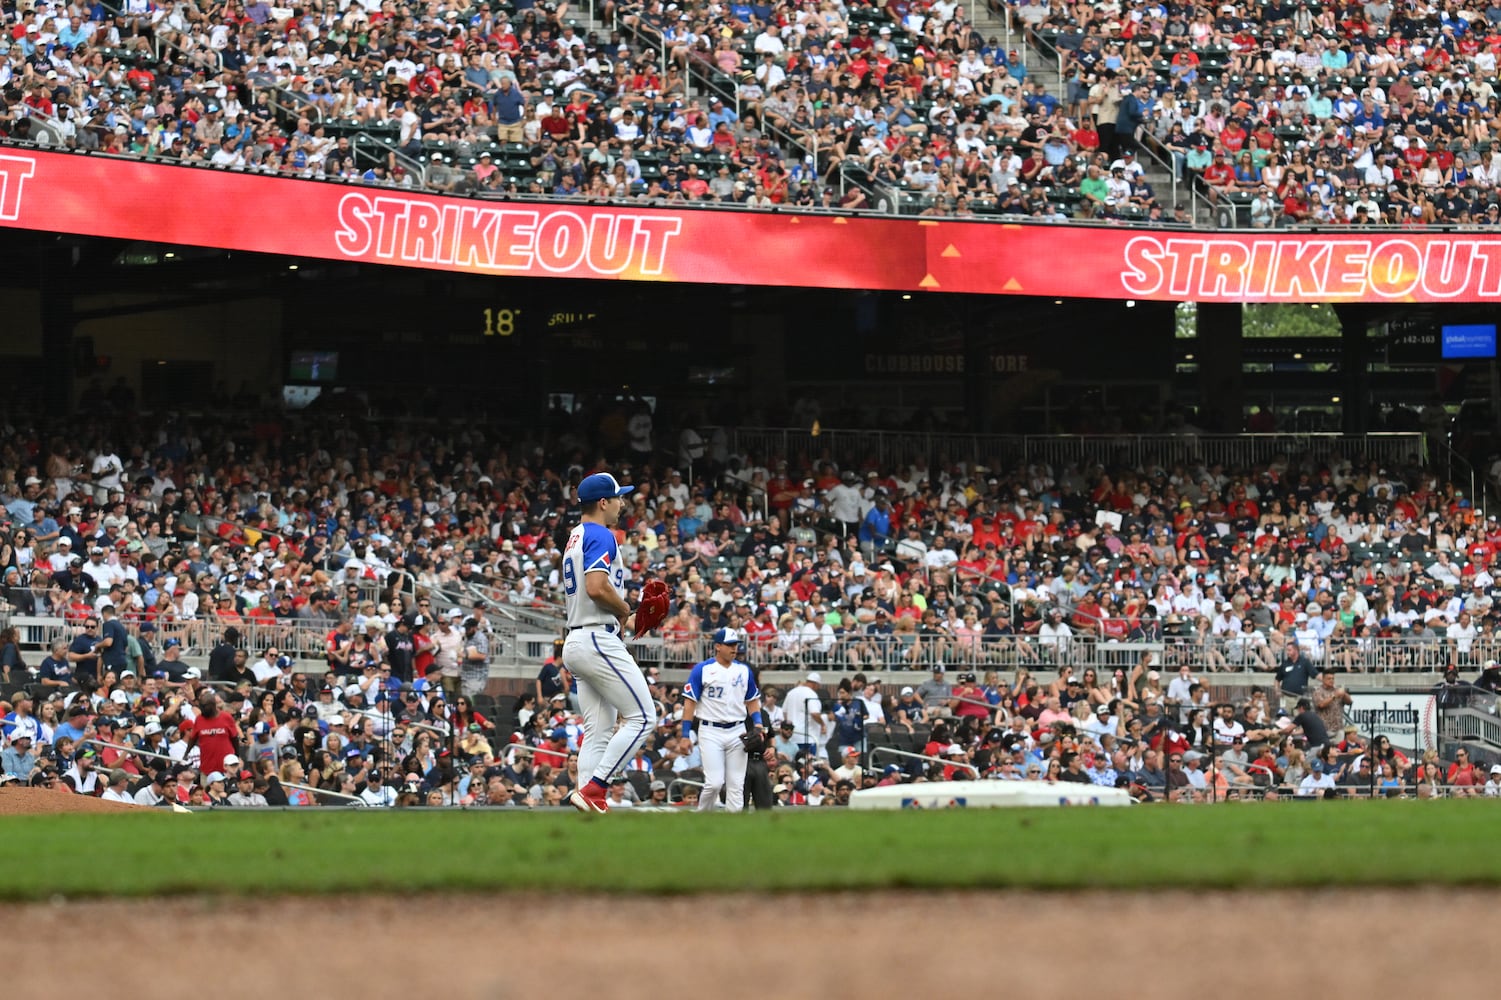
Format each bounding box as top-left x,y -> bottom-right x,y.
563,522 -> 627,628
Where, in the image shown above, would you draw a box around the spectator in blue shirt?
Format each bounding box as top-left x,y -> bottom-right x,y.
831,685 -> 868,751
892,686 -> 924,729
858,493 -> 892,558
707,97 -> 737,131
98,603 -> 130,676
1025,81 -> 1059,116
1,733 -> 37,780
68,617 -> 103,685
37,639 -> 73,689
491,77 -> 526,143
54,704 -> 91,744
1351,99 -> 1384,132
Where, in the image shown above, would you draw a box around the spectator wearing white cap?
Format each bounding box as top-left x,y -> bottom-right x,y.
82,544 -> 120,590
1,732 -> 36,781
781,672 -> 827,758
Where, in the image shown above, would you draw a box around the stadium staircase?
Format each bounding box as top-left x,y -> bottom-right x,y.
1438,690 -> 1501,769
1010,10 -> 1204,223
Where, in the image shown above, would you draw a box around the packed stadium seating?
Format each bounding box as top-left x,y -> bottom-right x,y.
2,405 -> 1500,806
6,0 -> 1498,223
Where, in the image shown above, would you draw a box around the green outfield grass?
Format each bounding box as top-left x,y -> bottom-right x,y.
5,802 -> 1496,901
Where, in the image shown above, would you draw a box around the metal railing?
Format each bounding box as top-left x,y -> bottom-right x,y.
82,738 -> 173,763
1023,26 -> 1216,226
869,746 -> 979,778
3,609 -> 1493,677
605,4 -> 819,171
667,776 -> 705,803
0,612 -> 383,665
283,779 -> 366,806
1441,442 -> 1485,514
504,745 -> 568,764
440,579 -> 566,632
271,85 -> 323,124
9,135 -> 1497,233
352,129 -> 426,186
517,626 -> 1501,676
1442,706 -> 1501,748
705,428 -> 1426,473
1212,759 -> 1277,791
165,511 -> 548,639
153,31 -> 224,75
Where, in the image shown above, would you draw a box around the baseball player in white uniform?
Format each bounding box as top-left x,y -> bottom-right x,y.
682,627 -> 765,812
563,473 -> 659,815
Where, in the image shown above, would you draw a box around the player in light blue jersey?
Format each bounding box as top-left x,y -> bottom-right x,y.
682,627 -> 765,812
563,472 -> 658,814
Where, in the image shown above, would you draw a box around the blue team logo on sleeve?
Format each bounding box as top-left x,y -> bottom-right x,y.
685,661 -> 706,701
582,523 -> 616,571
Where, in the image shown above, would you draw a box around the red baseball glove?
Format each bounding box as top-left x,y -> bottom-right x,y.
633,579 -> 671,637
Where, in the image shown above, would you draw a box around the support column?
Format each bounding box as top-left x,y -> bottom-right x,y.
734,312 -> 784,411
1337,305 -> 1372,436
39,247 -> 76,414
963,298 -> 995,433
1195,303 -> 1242,433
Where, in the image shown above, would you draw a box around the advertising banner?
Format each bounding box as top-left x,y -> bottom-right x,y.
5,148 -> 1501,302
1345,693 -> 1438,754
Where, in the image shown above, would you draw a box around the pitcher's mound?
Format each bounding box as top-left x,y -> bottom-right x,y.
0,787 -> 143,816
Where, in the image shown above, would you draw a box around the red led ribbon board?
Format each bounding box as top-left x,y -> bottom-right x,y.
4,148 -> 1501,303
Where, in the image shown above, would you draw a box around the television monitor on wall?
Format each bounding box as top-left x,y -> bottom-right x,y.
289,350 -> 339,382
1441,324 -> 1497,360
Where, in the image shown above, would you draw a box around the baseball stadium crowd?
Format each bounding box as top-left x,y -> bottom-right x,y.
5,0 -> 1501,223
0,405 -> 1500,805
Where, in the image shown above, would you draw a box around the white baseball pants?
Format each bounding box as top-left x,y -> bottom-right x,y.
696,721 -> 748,812
565,626 -> 657,785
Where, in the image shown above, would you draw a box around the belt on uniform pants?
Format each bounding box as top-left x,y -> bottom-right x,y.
702,720 -> 743,729
568,623 -> 618,634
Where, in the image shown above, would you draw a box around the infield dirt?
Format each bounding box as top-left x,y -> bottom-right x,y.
0,787 -> 140,815
10,889 -> 1489,999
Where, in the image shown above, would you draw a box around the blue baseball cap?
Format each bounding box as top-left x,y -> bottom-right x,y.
711,627 -> 741,645
578,472 -> 634,503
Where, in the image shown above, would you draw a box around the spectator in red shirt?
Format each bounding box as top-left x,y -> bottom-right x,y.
1219,118 -> 1248,153
1201,152 -> 1237,200
1282,188 -> 1311,222
412,617 -> 436,678
680,164 -> 710,199
182,692 -> 240,779
1071,592 -> 1104,634
1447,746 -> 1481,791
951,672 -> 990,721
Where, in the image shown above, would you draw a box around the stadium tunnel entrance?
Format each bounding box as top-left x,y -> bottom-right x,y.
0,231 -> 1496,465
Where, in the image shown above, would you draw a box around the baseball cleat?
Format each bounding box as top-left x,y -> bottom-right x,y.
569,782 -> 610,814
